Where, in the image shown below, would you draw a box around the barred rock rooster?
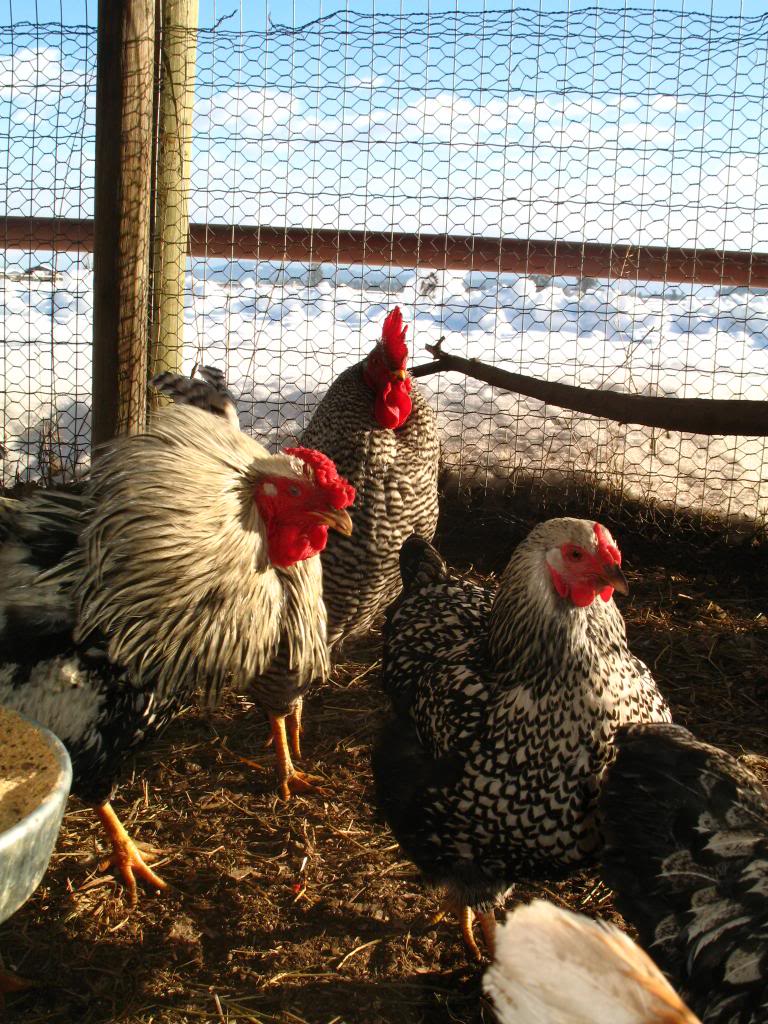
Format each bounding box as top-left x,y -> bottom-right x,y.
373,520 -> 671,960
300,306 -> 439,646
484,900 -> 699,1023
0,402 -> 354,901
600,723 -> 768,1024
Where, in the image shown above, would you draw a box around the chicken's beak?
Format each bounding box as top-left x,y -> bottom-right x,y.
313,508 -> 354,536
391,368 -> 407,381
601,563 -> 629,595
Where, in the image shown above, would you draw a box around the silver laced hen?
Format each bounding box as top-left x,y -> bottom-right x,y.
300,306 -> 440,647
373,519 -> 671,960
0,402 -> 354,901
600,722 -> 768,1024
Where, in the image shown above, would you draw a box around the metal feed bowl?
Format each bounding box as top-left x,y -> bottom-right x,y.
0,722 -> 72,924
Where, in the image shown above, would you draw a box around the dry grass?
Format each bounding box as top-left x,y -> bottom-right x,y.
2,498 -> 768,1023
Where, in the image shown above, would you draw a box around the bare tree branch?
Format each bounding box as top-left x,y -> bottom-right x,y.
411,340 -> 768,436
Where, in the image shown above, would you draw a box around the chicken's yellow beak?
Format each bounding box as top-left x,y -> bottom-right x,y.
391,368 -> 407,381
312,508 -> 354,536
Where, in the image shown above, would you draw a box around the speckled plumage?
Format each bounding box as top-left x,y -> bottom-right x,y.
0,402 -> 331,806
300,360 -> 440,646
374,520 -> 672,916
600,723 -> 768,1024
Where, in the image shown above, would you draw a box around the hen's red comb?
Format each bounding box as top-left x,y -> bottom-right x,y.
284,446 -> 356,509
380,306 -> 408,368
594,522 -> 621,564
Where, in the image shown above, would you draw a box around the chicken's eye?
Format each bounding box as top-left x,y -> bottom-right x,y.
287,483 -> 302,497
566,546 -> 583,561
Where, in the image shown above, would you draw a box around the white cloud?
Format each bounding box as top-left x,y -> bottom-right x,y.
194,87 -> 300,134
0,46 -> 89,98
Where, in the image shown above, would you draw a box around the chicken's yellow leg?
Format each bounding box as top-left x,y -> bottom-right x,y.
93,802 -> 167,905
286,699 -> 303,760
269,713 -> 326,800
0,965 -> 35,1005
424,899 -> 496,961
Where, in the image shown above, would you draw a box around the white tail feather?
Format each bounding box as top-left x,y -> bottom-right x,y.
483,901 -> 700,1024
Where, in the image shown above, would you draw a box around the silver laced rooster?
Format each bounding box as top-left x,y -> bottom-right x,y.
600,722 -> 768,1024
484,900 -> 699,1024
155,311 -> 439,788
373,519 -> 671,960
300,306 -> 440,647
0,401 -> 354,902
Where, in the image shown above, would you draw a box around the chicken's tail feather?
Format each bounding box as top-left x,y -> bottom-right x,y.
398,534 -> 448,592
151,365 -> 239,427
484,900 -> 699,1024
600,722 -> 768,1015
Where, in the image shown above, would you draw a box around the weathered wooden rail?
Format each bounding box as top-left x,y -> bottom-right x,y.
3,216 -> 768,288
3,215 -> 767,437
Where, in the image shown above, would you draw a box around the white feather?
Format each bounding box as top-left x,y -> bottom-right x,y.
483,901 -> 700,1024
76,403 -> 329,704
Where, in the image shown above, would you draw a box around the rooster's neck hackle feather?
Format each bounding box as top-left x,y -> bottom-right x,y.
490,518 -> 629,686
77,404 -> 329,704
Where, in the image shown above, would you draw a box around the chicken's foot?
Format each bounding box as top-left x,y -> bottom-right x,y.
269,713 -> 326,801
93,802 -> 168,905
421,898 -> 496,961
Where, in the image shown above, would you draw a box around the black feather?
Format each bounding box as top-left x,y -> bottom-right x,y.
398,534 -> 449,591
151,365 -> 236,419
600,722 -> 768,1024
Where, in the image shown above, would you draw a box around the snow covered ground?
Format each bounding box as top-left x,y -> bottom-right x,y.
2,252 -> 768,523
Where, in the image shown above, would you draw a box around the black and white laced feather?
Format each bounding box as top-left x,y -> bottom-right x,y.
600,722 -> 768,1024
374,520 -> 672,916
152,364 -> 239,427
300,360 -> 440,647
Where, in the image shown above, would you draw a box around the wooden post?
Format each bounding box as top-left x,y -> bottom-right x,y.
149,0 -> 198,397
92,0 -> 155,447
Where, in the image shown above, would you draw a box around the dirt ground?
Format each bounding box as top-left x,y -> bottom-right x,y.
2,494 -> 767,1023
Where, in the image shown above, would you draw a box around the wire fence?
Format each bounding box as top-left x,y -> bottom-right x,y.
1,8 -> 767,524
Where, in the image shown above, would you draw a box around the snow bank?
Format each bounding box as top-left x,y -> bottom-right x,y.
2,254 -> 767,522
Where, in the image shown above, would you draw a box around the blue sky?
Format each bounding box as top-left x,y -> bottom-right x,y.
3,1 -> 768,28
0,2 -> 765,250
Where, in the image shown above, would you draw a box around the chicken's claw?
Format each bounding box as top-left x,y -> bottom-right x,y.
279,770 -> 328,801
93,802 -> 168,905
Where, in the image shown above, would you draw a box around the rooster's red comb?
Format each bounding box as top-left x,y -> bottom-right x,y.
380,306 -> 408,368
284,446 -> 356,510
594,522 -> 621,564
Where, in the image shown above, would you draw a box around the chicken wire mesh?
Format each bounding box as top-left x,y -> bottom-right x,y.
1,8 -> 767,525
